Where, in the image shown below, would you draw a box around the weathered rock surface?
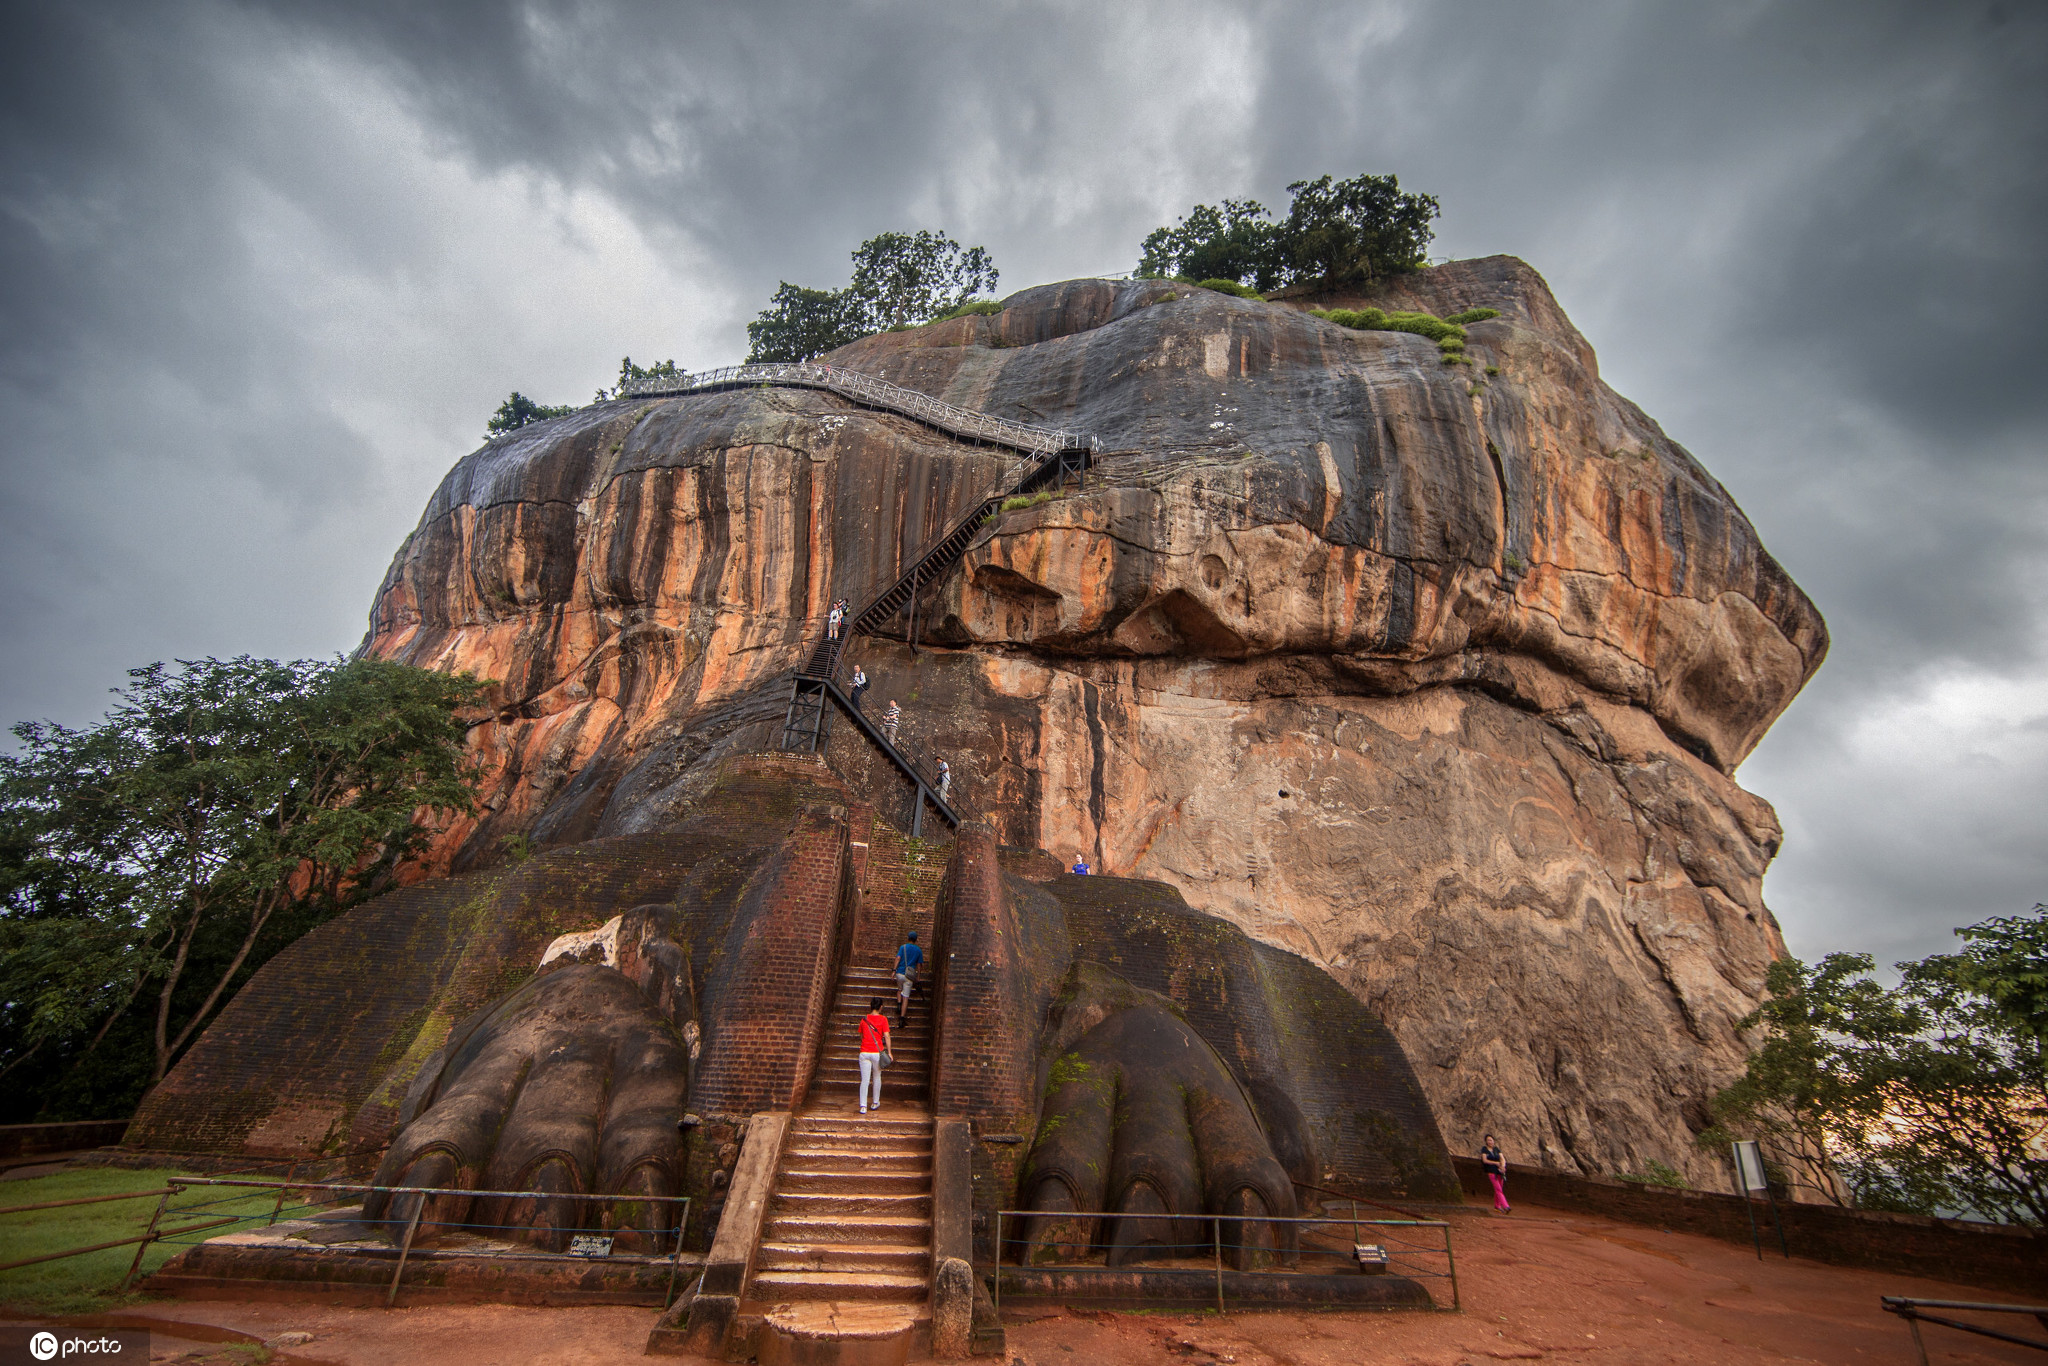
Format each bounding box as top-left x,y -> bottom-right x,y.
364,257 -> 1824,1186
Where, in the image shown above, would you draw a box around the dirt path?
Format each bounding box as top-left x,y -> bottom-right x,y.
19,1202 -> 2039,1364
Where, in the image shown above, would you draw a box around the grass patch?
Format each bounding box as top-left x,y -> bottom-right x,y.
1485,365 -> 1501,376
998,489 -> 1059,513
1444,307 -> 1500,325
1614,1159 -> 1688,1190
0,1167 -> 292,1315
935,298 -> 1005,321
1188,278 -> 1266,300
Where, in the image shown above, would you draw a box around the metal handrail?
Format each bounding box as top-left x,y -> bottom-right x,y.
1882,1297 -> 2048,1360
990,1208 -> 1458,1316
620,362 -> 1094,456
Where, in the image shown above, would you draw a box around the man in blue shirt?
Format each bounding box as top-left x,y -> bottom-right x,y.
1071,856 -> 1091,875
893,933 -> 923,1023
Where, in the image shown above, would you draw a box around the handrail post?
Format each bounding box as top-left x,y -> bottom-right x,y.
1213,1215 -> 1225,1316
387,1196 -> 427,1307
120,1187 -> 174,1291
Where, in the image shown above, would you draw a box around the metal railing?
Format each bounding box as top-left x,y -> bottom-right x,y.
620,363 -> 1094,456
155,1176 -> 693,1308
990,1208 -> 1458,1315
1882,1297 -> 2048,1361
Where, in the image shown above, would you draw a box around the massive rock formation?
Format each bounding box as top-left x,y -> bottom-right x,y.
364,257 -> 1824,1187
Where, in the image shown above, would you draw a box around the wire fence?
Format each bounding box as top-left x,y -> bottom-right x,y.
619,362 -> 1094,455
0,1174 -> 691,1309
990,1208 -> 1458,1314
1881,1297 -> 2048,1362
157,1177 -> 693,1305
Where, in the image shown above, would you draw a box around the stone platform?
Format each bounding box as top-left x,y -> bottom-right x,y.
146,1209 -> 699,1308
992,1264 -> 1435,1311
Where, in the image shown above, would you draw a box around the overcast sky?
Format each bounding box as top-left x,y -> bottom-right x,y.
3,1 -> 2042,967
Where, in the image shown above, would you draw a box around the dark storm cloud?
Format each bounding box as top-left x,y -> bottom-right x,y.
2,0 -> 2043,965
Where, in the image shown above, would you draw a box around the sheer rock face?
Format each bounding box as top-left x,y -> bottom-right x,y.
365,257 -> 1825,1185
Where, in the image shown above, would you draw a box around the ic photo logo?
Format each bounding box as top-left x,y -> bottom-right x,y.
7,1329 -> 143,1363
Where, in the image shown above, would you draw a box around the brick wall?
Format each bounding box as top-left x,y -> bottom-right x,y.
1452,1157 -> 2046,1297
848,814 -> 948,969
688,804 -> 849,1117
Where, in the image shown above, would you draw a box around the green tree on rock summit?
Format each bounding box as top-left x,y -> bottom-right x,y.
748,229 -> 1000,362
1139,173 -> 1441,292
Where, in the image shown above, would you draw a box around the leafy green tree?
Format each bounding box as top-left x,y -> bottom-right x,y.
1703,907 -> 2048,1231
1134,174 -> 1440,292
1278,173 -> 1440,287
594,357 -> 685,402
1137,199 -> 1284,291
746,230 -> 1001,362
847,230 -> 998,330
0,657 -> 489,1110
747,283 -> 868,364
485,391 -> 575,439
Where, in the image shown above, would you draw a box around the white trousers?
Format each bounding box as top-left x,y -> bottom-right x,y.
859,1051 -> 883,1110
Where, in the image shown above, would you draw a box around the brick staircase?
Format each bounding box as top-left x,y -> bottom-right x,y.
746,964 -> 937,1310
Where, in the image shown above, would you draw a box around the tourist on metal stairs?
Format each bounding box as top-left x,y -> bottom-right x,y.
881,699 -> 901,744
850,665 -> 869,712
936,759 -> 951,802
858,997 -> 892,1114
826,599 -> 845,641
893,933 -> 923,1024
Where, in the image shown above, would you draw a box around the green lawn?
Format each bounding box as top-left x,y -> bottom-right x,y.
0,1167 -> 294,1314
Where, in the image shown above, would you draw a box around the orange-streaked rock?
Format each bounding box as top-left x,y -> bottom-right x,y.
362,258 -> 1824,1184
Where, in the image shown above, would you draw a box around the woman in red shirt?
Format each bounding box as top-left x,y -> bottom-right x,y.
858,997 -> 891,1113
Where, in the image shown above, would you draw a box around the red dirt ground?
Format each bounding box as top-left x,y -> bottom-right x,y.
18,1201 -> 2042,1365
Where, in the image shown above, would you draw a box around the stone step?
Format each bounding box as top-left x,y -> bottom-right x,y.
792,1117 -> 931,1139
771,1190 -> 932,1220
778,1148 -> 930,1173
818,1049 -> 930,1063
784,1136 -> 931,1159
816,1062 -> 931,1081
763,1213 -> 931,1247
755,1241 -> 931,1275
780,1167 -> 931,1195
748,1269 -> 929,1303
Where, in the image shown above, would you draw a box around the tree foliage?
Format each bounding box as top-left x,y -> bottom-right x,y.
746,230 -> 1000,362
594,356 -> 685,402
1702,907 -> 2048,1231
0,657 -> 489,1117
1137,173 -> 1441,292
485,391 -> 575,439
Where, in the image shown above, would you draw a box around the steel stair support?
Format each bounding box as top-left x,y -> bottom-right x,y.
796,676 -> 959,837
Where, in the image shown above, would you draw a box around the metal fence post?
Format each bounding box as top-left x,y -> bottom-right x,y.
119,1187 -> 174,1291
1213,1216 -> 1224,1317
386,1197 -> 426,1307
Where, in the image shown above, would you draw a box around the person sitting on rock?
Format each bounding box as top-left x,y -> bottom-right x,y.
858,997 -> 891,1114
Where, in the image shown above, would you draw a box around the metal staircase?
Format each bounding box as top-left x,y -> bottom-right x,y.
628,361 -> 1096,832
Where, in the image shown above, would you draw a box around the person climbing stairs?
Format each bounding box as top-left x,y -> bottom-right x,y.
744,962 -> 935,1309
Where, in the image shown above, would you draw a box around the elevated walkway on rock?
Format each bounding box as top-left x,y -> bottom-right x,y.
752,366 -> 1094,829
620,362 -> 1093,458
